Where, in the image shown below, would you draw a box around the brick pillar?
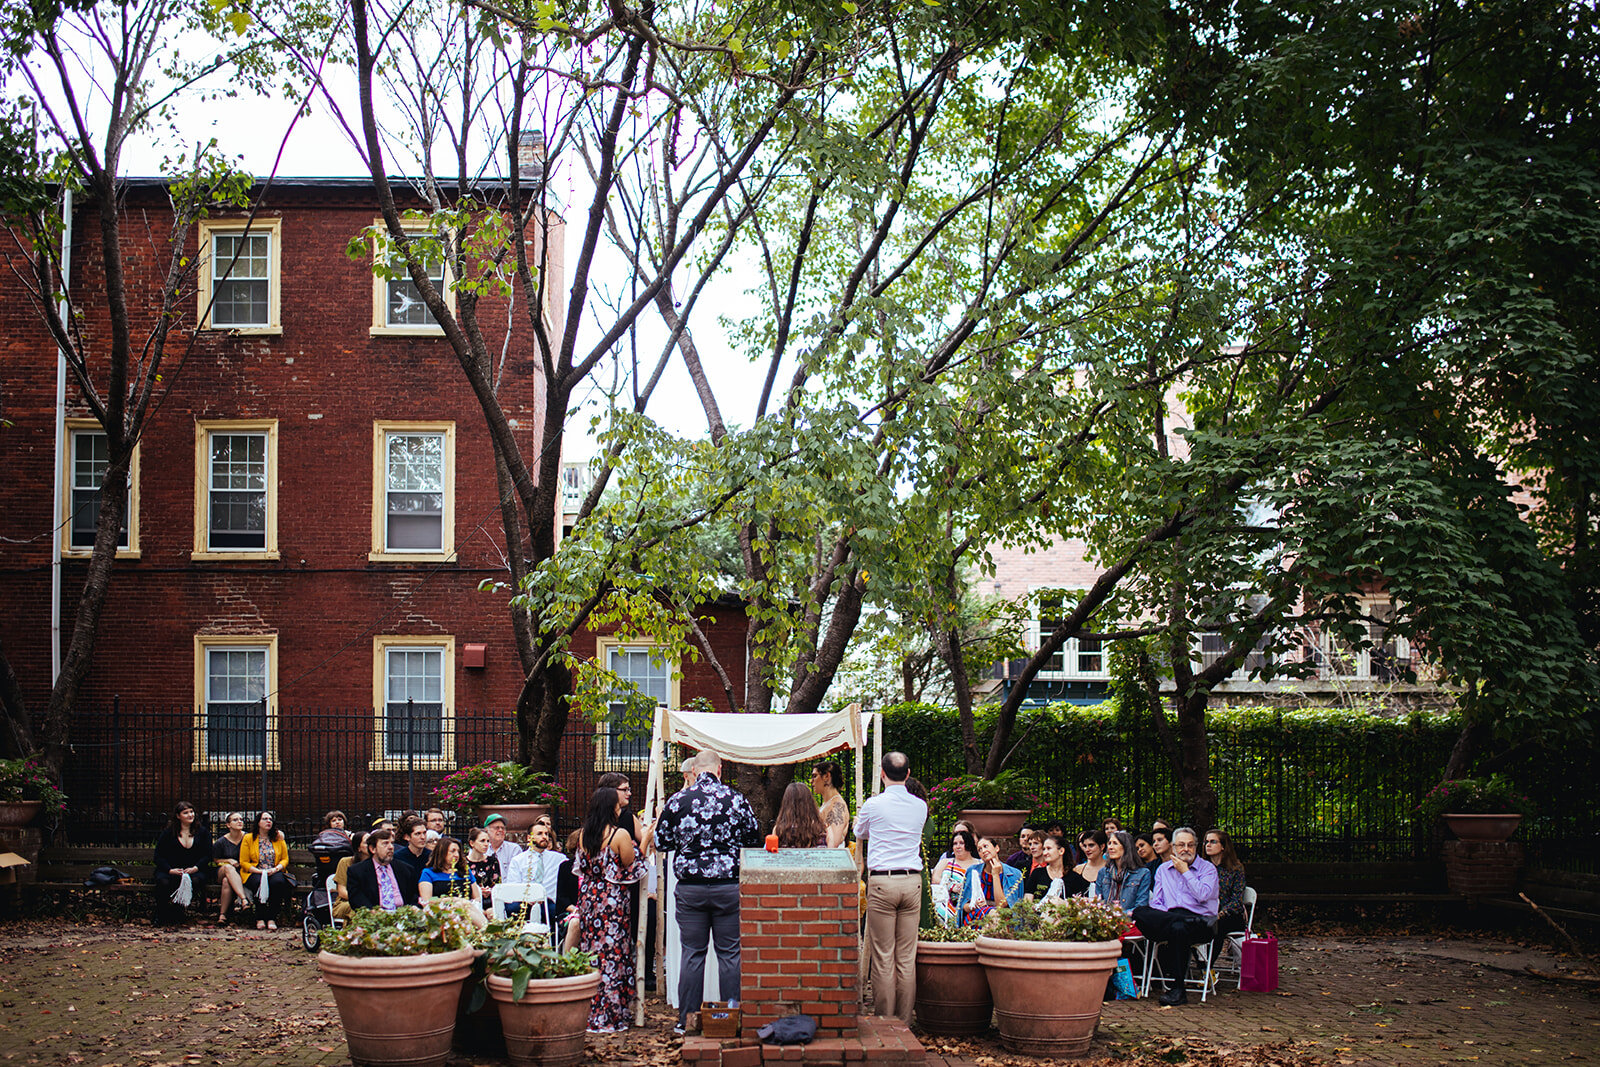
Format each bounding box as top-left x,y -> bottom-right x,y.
1442,840 -> 1524,897
738,847 -> 860,1039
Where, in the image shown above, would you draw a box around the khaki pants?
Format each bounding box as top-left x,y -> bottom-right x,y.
865,873 -> 920,1023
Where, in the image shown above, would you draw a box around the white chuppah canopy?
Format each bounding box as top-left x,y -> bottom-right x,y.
634,703 -> 882,1024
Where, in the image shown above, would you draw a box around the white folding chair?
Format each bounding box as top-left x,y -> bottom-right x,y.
1212,886 -> 1258,989
495,881 -> 552,943
1139,924 -> 1220,1002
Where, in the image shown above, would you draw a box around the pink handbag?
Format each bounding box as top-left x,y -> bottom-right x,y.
1240,932 -> 1279,992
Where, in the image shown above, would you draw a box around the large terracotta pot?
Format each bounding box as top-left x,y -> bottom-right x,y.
318,948 -> 476,1067
914,940 -> 993,1035
475,804 -> 552,837
1444,813 -> 1522,843
487,971 -> 600,1067
0,801 -> 42,828
975,936 -> 1121,1056
959,809 -> 1030,837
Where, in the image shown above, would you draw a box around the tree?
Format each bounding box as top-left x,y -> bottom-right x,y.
0,0 -> 325,768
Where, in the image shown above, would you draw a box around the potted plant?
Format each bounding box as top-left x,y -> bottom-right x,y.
0,756 -> 67,828
318,898 -> 479,1067
1416,774 -> 1535,842
928,771 -> 1041,837
433,761 -> 569,834
475,923 -> 598,1067
914,923 -> 991,1036
974,896 -> 1125,1056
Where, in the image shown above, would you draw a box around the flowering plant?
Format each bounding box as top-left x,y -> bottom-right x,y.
432,761 -> 568,808
918,923 -> 981,943
927,771 -> 1041,826
977,896 -> 1126,943
320,898 -> 477,957
480,922 -> 594,999
1415,774 -> 1535,823
0,756 -> 67,814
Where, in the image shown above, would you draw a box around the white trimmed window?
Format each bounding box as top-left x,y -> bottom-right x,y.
370,422 -> 455,560
193,419 -> 278,559
1320,598 -> 1411,682
370,222 -> 453,335
1032,588 -> 1110,679
193,634 -> 279,770
372,636 -> 455,769
197,218 -> 282,333
595,639 -> 679,769
61,420 -> 138,557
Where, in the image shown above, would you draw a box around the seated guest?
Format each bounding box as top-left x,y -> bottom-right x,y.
933,829 -> 981,926
1145,828 -> 1172,874
1074,830 -> 1107,885
1103,817 -> 1122,835
1005,826 -> 1042,871
1024,833 -> 1088,902
959,836 -> 1024,926
485,813 -> 523,872
1134,832 -> 1157,867
1131,827 -> 1218,1006
774,782 -> 829,847
504,819 -> 568,925
241,811 -> 291,931
347,828 -> 419,911
1095,830 -> 1152,912
211,811 -> 249,926
152,801 -> 210,926
556,828 -> 583,946
424,807 -> 447,844
419,835 -> 483,912
465,827 -> 502,908
332,831 -> 369,920
1204,828 -> 1248,952
392,815 -> 432,877
314,810 -> 352,846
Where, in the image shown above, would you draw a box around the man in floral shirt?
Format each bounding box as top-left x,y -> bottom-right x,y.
653,748 -> 761,1034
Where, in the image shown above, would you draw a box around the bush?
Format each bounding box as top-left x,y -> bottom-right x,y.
1415,774 -> 1536,823
432,761 -> 568,808
321,898 -> 478,956
918,923 -> 980,943
0,756 -> 67,813
927,771 -> 1042,826
977,896 -> 1126,943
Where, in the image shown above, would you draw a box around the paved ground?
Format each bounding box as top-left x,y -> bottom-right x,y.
0,920 -> 1595,1066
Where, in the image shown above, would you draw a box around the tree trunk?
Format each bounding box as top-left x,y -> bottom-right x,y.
0,636 -> 33,759
1172,690 -> 1219,831
1442,717 -> 1489,781
518,666 -> 571,775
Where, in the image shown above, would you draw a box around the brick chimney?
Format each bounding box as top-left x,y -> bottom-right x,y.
517,130 -> 546,182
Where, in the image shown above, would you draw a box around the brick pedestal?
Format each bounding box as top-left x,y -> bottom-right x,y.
1442,840 -> 1523,897
738,848 -> 861,1039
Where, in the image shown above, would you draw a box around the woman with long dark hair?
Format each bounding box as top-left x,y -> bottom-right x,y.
241,811 -> 290,931
576,786 -> 646,1034
932,828 -> 981,926
773,782 -> 828,847
957,836 -> 1024,927
419,835 -> 480,903
1094,830 -> 1152,912
1204,828 -> 1248,952
153,801 -> 211,926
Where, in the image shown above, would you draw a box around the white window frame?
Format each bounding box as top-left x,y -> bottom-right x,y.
196,217 -> 282,334
593,637 -> 679,771
369,421 -> 455,561
371,635 -> 456,770
1029,587 -> 1110,680
1319,597 -> 1411,681
192,634 -> 280,771
60,419 -> 139,558
192,419 -> 279,560
369,220 -> 454,336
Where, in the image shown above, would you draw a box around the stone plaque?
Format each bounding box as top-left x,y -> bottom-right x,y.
739,846 -> 857,883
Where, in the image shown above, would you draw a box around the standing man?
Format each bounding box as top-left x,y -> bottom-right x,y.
854,751 -> 927,1024
653,749 -> 761,1036
347,829 -> 420,911
485,813 -> 523,873
1131,827 -> 1219,1006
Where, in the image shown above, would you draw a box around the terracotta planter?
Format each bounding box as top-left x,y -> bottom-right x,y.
318,948 -> 475,1067
475,804 -> 552,837
914,940 -> 993,1035
1444,813 -> 1522,843
0,801 -> 43,828
959,809 -> 1030,837
975,936 -> 1121,1056
487,971 -> 600,1067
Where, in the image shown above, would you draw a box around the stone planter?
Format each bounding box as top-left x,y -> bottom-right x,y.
1444,813 -> 1522,843
0,801 -> 43,828
914,940 -> 992,1035
958,809 -> 1030,838
318,948 -> 475,1067
975,936 -> 1121,1056
475,805 -> 552,837
486,971 -> 600,1067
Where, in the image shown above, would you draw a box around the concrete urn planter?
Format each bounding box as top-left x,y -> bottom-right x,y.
974,936 -> 1122,1056
474,805 -> 552,837
958,809 -> 1030,838
0,801 -> 42,828
486,971 -> 600,1067
914,940 -> 993,1035
317,948 -> 475,1067
1443,813 -> 1522,843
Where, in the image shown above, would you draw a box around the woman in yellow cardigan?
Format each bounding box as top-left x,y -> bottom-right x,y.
241,811 -> 291,931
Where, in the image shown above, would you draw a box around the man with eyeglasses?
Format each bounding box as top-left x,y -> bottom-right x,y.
1131,826 -> 1219,1006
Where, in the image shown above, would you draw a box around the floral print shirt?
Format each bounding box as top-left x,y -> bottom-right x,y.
653,772 -> 761,881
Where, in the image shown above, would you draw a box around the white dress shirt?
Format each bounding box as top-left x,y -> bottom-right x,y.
493,839 -> 524,872
504,846 -> 565,902
854,783 -> 927,871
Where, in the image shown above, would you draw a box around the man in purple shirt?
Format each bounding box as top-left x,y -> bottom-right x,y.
1131,827 -> 1218,1005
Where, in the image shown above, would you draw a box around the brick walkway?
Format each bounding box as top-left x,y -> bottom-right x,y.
0,921 -> 1594,1066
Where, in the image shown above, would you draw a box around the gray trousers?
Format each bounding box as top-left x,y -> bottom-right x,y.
675,881 -> 741,1026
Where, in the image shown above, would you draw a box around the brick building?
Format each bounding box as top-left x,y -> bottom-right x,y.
0,178 -> 746,834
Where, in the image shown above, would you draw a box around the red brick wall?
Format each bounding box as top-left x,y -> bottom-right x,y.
739,877 -> 861,1038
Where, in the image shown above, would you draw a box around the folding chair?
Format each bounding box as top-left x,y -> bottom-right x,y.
495,881 -> 553,944
1139,921 -> 1220,1002
1211,886 -> 1258,989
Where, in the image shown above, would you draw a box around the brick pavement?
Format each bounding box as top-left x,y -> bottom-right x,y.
1,921 -> 1595,1066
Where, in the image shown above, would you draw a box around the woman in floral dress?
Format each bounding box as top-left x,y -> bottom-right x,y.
576,786 -> 645,1034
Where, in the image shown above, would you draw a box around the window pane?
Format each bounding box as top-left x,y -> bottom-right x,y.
386,434 -> 444,550
69,432 -> 129,549
211,233 -> 270,326
209,433 -> 267,549
1076,636 -> 1103,674
386,647 -> 444,756
205,647 -> 267,759
385,254 -> 444,327
606,647 -> 665,759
